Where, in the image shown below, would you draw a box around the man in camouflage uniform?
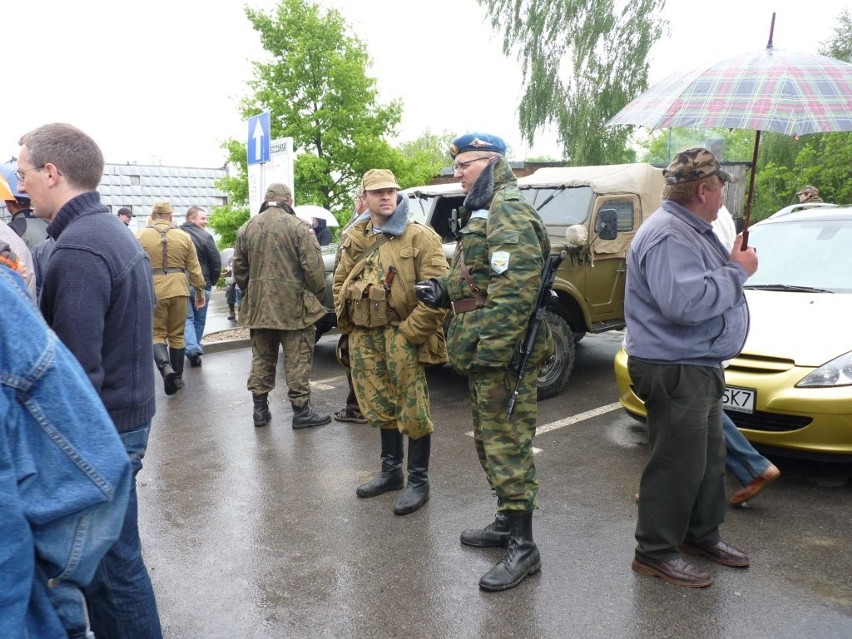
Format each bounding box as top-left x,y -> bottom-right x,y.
334,169 -> 448,516
136,199 -> 206,395
233,183 -> 330,429
416,133 -> 551,590
796,185 -> 823,204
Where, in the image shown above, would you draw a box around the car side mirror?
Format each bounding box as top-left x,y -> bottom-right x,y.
596,209 -> 618,241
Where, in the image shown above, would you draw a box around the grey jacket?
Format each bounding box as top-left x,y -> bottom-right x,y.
624,200 -> 749,366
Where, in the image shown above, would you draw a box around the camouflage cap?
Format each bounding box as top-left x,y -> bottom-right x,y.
663,148 -> 738,185
796,185 -> 819,197
151,199 -> 173,215
449,132 -> 507,158
265,183 -> 292,202
362,169 -> 400,191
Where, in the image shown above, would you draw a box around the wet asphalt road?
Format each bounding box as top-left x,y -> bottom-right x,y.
138,291 -> 852,638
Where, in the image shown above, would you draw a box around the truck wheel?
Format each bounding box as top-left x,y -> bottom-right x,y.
537,311 -> 575,400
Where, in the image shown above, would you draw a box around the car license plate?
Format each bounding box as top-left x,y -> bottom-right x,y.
723,386 -> 755,414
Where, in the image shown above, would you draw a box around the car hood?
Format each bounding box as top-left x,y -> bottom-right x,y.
743,290 -> 852,366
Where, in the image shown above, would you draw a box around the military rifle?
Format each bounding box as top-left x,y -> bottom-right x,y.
506,248 -> 568,421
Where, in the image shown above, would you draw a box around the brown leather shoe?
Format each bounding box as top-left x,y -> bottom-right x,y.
678,541 -> 750,568
632,555 -> 713,588
730,464 -> 781,506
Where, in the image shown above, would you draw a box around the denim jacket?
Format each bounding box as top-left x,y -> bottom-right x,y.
0,266 -> 131,638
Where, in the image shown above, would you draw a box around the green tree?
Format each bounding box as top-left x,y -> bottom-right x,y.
478,0 -> 666,166
210,0 -> 451,246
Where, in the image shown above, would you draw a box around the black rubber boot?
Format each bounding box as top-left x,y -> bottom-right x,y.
356,429 -> 404,498
227,304 -> 236,320
253,393 -> 271,427
153,344 -> 178,395
460,511 -> 511,548
170,347 -> 185,390
291,402 -> 331,429
394,434 -> 431,515
478,511 -> 541,592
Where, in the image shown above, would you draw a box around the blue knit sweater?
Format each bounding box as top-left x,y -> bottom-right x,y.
40,192 -> 157,432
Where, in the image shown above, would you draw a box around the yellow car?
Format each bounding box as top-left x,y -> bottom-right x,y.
614,204 -> 852,459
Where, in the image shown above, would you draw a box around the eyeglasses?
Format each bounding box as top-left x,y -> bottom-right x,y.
15,165 -> 45,182
453,156 -> 491,172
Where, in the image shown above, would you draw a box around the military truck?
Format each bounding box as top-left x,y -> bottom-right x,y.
319,163 -> 666,400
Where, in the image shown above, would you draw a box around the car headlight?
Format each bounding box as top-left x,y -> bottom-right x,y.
797,351 -> 852,388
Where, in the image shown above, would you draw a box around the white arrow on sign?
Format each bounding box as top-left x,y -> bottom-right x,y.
252,119 -> 266,162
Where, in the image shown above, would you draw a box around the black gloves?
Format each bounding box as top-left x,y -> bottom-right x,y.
415,278 -> 449,308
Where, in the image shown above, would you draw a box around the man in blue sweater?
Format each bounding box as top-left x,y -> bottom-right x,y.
18,123 -> 163,638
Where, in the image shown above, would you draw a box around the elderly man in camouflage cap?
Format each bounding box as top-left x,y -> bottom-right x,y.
624,147 -> 758,588
416,132 -> 552,591
796,185 -> 823,204
233,183 -> 330,429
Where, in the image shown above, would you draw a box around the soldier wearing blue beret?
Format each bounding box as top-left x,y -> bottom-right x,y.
416,132 -> 551,591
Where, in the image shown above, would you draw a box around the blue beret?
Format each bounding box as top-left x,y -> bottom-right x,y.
449,132 -> 507,158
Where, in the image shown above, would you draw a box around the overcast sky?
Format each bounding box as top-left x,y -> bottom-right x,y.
3,0 -> 847,167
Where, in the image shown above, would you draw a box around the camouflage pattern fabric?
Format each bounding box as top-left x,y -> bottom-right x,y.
439,158 -> 552,374
233,205 -> 325,330
470,366 -> 539,511
437,157 -> 551,511
247,327 -> 316,405
350,326 -> 434,439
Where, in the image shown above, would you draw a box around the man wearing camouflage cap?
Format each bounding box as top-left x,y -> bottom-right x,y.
796,185 -> 823,204
415,132 -> 552,591
233,183 -> 330,429
624,147 -> 758,588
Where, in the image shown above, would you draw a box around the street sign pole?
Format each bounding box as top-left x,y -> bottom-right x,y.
246,112 -> 271,216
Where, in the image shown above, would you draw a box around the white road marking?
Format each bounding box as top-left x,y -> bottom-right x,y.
465,402 -> 622,438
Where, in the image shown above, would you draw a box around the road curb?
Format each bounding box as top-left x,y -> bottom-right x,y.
202,338 -> 251,354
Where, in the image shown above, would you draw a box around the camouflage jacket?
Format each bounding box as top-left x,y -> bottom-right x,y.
333,200 -> 449,366
233,205 -> 325,330
136,222 -> 206,301
438,158 -> 552,374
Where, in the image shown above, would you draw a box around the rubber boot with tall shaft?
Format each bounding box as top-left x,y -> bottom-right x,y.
356,429 -> 404,498
253,393 -> 271,427
393,434 -> 431,515
153,343 -> 178,395
170,347 -> 185,390
478,511 -> 541,591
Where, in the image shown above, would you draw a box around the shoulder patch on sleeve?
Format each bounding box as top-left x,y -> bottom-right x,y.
491,250 -> 510,274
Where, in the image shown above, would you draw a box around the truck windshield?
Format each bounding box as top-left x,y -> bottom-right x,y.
521,186 -> 594,227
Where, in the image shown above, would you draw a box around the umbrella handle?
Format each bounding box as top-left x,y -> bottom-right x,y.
741,229 -> 749,250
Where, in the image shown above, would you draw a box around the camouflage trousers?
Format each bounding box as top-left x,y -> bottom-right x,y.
468,365 -> 539,512
350,325 -> 434,439
153,295 -> 189,348
247,327 -> 316,406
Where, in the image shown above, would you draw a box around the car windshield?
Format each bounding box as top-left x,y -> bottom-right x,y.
746,217 -> 852,293
520,185 -> 594,227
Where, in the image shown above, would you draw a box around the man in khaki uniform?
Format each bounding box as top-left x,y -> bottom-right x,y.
136,200 -> 206,395
233,183 -> 330,429
334,169 -> 448,516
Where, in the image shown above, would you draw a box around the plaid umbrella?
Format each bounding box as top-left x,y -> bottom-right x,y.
606,15 -> 852,243
606,49 -> 852,136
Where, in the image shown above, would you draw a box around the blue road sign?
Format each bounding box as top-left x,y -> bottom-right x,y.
247,112 -> 271,165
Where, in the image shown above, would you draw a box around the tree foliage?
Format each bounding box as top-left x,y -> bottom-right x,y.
210,0 -> 448,246
478,0 -> 667,166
